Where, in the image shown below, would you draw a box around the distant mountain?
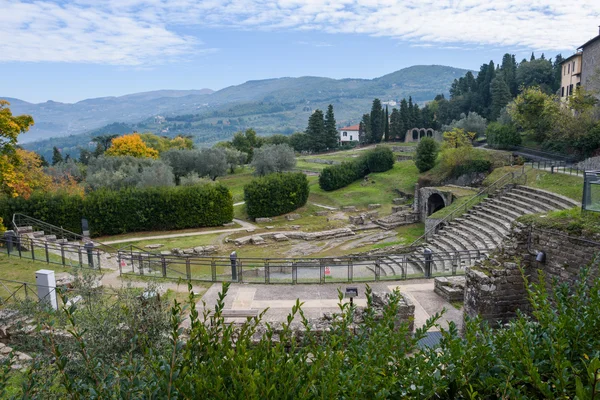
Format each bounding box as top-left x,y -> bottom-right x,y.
10,65 -> 470,157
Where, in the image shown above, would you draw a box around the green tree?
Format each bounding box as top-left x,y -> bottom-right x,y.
369,98 -> 384,143
399,99 -> 410,133
415,137 -> 438,172
407,97 -> 416,128
250,144 -> 296,176
324,104 -> 338,150
508,86 -> 560,142
389,108 -> 404,141
500,53 -> 518,96
359,113 -> 371,144
486,122 -> 521,149
305,109 -> 326,152
384,106 -> 390,142
52,146 -> 64,165
232,128 -> 263,162
490,77 -> 513,120
92,134 -> 119,154
516,58 -> 556,93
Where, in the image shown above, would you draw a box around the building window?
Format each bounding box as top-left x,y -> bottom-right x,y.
568,63 -> 571,74
343,132 -> 347,137
569,84 -> 574,96
561,86 -> 565,97
350,135 -> 353,140
573,61 -> 576,72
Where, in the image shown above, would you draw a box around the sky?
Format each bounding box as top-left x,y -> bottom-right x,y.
1,0 -> 600,104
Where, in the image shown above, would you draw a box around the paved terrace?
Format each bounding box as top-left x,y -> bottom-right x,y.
199,279 -> 463,332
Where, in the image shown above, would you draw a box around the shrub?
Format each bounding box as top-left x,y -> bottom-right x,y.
415,137 -> 439,172
486,122 -> 521,149
318,147 -> 393,191
365,145 -> 394,172
244,172 -> 309,219
0,184 -> 233,236
86,156 -> 175,191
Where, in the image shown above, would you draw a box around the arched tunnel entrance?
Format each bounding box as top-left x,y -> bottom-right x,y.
427,193 -> 446,216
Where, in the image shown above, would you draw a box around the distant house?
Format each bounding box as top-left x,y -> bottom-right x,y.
339,124 -> 360,143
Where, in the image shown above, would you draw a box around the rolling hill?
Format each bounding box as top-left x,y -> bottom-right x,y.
9,65 -> 470,158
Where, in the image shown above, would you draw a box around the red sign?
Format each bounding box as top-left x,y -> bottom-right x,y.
120,260 -> 127,268
325,266 -> 331,275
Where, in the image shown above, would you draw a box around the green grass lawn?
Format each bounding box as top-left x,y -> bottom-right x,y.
308,161 -> 419,209
518,207 -> 600,237
0,253 -> 73,300
485,165 -> 583,201
117,232 -> 225,252
215,167 -> 254,202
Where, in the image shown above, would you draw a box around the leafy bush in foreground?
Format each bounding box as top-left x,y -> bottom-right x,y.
2,263 -> 600,398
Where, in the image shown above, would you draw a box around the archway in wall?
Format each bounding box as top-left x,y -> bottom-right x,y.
412,129 -> 419,141
427,193 -> 446,216
426,129 -> 433,137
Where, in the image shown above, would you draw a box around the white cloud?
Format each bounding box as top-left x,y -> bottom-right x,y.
1,0 -> 600,65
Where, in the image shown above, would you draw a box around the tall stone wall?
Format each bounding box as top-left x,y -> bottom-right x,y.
582,38 -> 600,96
464,222 -> 600,327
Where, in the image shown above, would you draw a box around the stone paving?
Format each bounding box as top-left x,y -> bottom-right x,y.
199,279 -> 463,331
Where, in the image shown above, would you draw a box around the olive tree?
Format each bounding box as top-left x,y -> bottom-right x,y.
251,144 -> 296,176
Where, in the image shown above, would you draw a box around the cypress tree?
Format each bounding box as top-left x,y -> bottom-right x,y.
490,76 -> 512,120
305,109 -> 326,152
407,97 -> 416,128
359,114 -> 371,144
390,108 -> 404,141
52,146 -> 63,165
384,106 -> 390,141
324,104 -> 338,150
370,98 -> 383,143
400,99 -> 410,135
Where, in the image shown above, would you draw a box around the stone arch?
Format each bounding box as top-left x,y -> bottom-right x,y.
426,128 -> 434,137
427,193 -> 446,216
419,128 -> 427,140
411,128 -> 419,141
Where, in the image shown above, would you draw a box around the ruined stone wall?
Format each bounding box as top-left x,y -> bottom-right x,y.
464,222 -> 600,327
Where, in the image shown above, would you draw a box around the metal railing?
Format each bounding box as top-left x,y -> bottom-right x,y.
410,168 -> 527,248
504,145 -> 578,163
12,213 -> 86,243
117,248 -> 492,283
1,236 -> 102,270
525,160 -> 585,176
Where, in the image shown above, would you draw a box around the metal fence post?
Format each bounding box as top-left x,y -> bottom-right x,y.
348,259 -> 353,282
423,248 -> 432,279
60,243 -> 65,266
292,261 -> 297,284
211,259 -> 217,282
161,256 -> 167,278
186,258 -> 191,280
84,242 -> 94,269
45,242 -> 50,263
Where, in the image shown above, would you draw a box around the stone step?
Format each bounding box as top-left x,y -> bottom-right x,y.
494,195 -> 547,214
472,206 -> 515,225
447,221 -> 497,249
44,235 -> 57,242
515,186 -> 579,209
486,198 -> 533,216
476,202 -> 522,220
453,219 -> 501,247
462,214 -> 508,239
469,208 -> 512,230
32,231 -> 45,238
502,192 -> 555,213
511,188 -> 576,211
442,227 -> 486,250
16,226 -> 33,234
55,238 -> 68,244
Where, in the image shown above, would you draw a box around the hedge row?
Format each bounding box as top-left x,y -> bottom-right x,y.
244,172 -> 309,219
0,184 -> 233,237
319,146 -> 394,191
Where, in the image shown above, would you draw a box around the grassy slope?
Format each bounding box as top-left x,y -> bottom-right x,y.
519,207 -> 600,237
484,166 -> 583,201
0,253 -> 72,297
309,161 -> 420,209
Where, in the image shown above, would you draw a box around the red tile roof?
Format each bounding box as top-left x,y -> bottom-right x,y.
340,124 -> 360,131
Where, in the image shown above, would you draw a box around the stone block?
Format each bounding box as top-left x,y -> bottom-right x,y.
255,217 -> 273,223
250,236 -> 266,245
368,203 -> 381,209
342,206 -> 357,212
392,198 -> 404,205
273,234 -> 289,242
145,244 -> 163,249
286,214 -> 301,221
265,226 -> 275,229
223,222 -> 236,227
315,211 -> 329,216
290,225 -> 301,230
349,215 -> 365,225
160,251 -> 171,256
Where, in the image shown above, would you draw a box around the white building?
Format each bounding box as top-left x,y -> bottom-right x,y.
339,124 -> 360,143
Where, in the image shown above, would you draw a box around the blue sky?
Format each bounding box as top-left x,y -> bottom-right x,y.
1,0 -> 599,103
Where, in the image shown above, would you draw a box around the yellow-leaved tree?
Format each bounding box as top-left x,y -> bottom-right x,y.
139,133 -> 194,153
0,149 -> 51,199
105,133 -> 159,158
0,100 -> 36,198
